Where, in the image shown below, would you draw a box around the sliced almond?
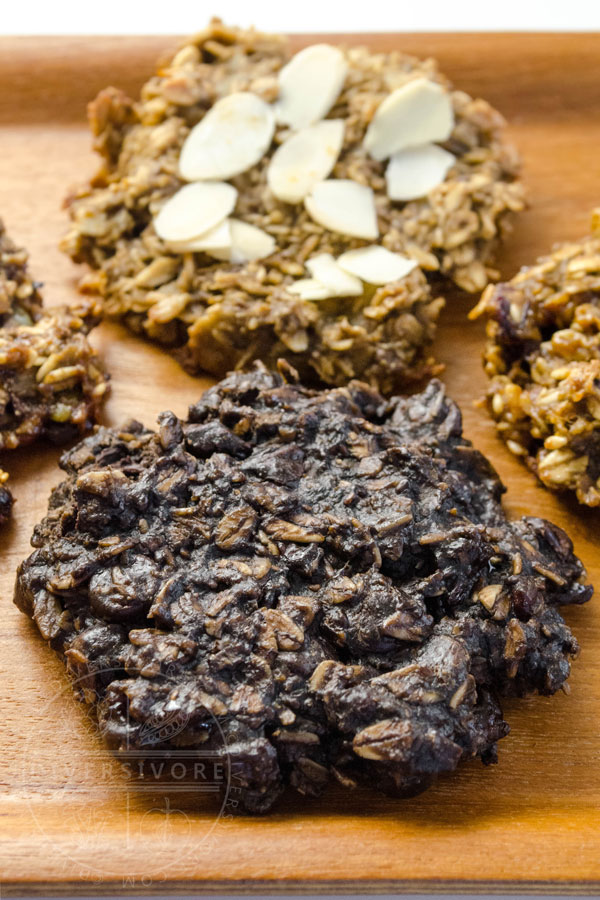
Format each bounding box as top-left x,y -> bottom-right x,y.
337,245 -> 417,284
153,182 -> 237,242
166,218 -> 232,254
211,219 -> 276,264
304,180 -> 378,240
178,92 -> 275,181
275,44 -> 348,130
288,278 -> 332,301
306,253 -> 362,296
267,120 -> 345,204
386,143 -> 455,201
363,78 -> 454,162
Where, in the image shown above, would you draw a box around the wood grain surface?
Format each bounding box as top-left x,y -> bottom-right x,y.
1,33 -> 600,896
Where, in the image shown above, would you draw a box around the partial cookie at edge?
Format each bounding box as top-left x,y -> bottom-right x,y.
471,210 -> 600,505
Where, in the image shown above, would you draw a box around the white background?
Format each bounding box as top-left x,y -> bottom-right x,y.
2,0 -> 600,33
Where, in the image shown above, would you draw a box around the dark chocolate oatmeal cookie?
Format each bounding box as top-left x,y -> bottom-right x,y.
15,366 -> 590,812
0,220 -> 109,450
61,20 -> 523,392
471,210 -> 600,505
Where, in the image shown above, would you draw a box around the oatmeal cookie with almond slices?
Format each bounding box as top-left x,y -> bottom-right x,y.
471,210 -> 600,506
0,220 -> 109,450
15,365 -> 590,812
61,20 -> 523,392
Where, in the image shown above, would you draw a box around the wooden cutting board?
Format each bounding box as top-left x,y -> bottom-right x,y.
1,33 -> 600,896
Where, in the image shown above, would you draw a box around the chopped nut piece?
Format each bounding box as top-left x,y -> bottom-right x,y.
179,91 -> 275,181
305,253 -> 363,298
305,180 -> 379,240
363,78 -> 454,161
477,584 -> 503,611
308,660 -> 337,692
386,143 -> 455,201
264,518 -> 324,543
275,44 -> 348,130
212,219 -> 276,264
267,120 -> 345,203
153,181 -> 237,242
337,245 -> 416,285
166,218 -> 232,256
287,278 -> 332,301
214,506 -> 257,549
322,575 -> 359,604
263,609 -> 305,650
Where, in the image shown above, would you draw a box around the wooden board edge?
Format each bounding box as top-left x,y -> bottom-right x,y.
3,880 -> 600,897
1,33 -> 599,125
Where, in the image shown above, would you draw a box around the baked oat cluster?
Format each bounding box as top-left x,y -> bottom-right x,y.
0,220 -> 109,451
62,20 -> 523,392
471,210 -> 600,506
15,366 -> 590,812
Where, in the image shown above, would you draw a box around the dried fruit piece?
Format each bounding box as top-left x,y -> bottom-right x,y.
305,180 -> 378,240
15,368 -> 591,814
179,92 -> 275,181
386,143 -> 455,201
153,182 -> 237,242
364,78 -> 454,162
275,44 -> 348,130
267,120 -> 345,203
211,218 -> 276,263
337,245 -> 417,284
